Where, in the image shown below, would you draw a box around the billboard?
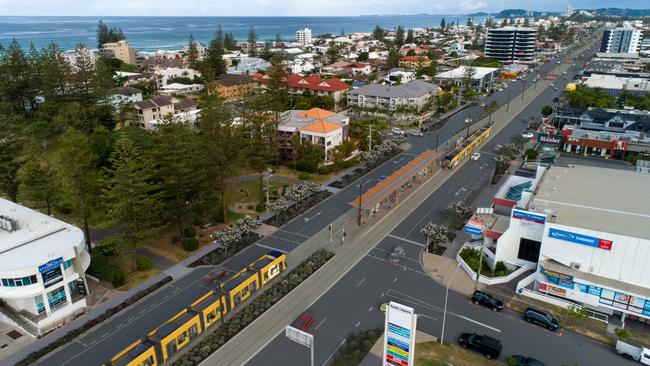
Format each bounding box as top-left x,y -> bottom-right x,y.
548,228 -> 613,250
383,302 -> 417,366
537,133 -> 564,145
512,210 -> 546,224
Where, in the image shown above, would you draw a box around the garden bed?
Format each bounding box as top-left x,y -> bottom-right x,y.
331,328 -> 383,366
264,190 -> 332,227
172,250 -> 335,366
188,234 -> 261,267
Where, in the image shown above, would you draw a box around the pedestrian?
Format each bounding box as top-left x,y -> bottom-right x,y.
342,229 -> 346,244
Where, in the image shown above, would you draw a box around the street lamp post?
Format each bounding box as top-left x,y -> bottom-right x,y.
441,266 -> 459,345
435,133 -> 439,153
521,79 -> 527,100
358,182 -> 363,226
506,89 -> 511,112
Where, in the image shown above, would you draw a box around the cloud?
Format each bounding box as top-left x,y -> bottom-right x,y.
459,0 -> 487,11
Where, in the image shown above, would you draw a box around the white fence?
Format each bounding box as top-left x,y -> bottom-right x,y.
456,244 -> 535,286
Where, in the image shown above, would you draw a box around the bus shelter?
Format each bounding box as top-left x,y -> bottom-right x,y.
351,150 -> 435,224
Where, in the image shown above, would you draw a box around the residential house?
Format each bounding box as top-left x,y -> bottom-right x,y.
209,74 -> 256,101
159,83 -> 204,96
228,57 -> 272,75
277,108 -> 350,162
399,56 -> 431,69
107,86 -> 142,112
253,73 -> 351,104
134,95 -> 199,130
321,61 -> 372,76
347,80 -> 440,112
384,68 -> 416,85
154,67 -> 201,87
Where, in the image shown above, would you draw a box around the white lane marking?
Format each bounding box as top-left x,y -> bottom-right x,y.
355,321 -> 361,328
454,313 -> 502,333
393,278 -> 398,283
356,276 -> 367,287
368,306 -> 374,312
322,339 -> 347,366
386,234 -> 426,247
314,317 -> 328,330
454,187 -> 467,196
403,205 -> 437,237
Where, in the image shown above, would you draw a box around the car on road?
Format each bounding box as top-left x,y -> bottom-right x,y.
509,355 -> 547,366
292,312 -> 316,332
388,246 -> 405,263
550,83 -> 554,87
458,332 -> 502,359
470,290 -> 504,312
480,102 -> 486,107
523,307 -> 560,331
552,97 -> 559,102
521,131 -> 534,139
391,127 -> 404,135
553,87 -> 559,90
410,130 -> 423,137
471,152 -> 481,160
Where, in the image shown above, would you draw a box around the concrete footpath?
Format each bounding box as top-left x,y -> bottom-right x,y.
198,52 -> 577,365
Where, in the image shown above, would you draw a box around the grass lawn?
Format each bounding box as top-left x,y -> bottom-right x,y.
415,341 -> 498,366
109,252 -> 160,291
274,165 -> 336,183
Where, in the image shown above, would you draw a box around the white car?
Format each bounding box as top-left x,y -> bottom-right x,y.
410,131 -> 423,137
391,127 -> 404,135
471,152 -> 481,161
522,131 -> 534,139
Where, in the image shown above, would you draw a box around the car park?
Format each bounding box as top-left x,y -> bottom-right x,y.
471,152 -> 481,161
470,290 -> 504,312
391,127 -> 404,135
458,332 -> 502,359
523,307 -> 560,331
388,246 -> 405,263
510,355 -> 547,366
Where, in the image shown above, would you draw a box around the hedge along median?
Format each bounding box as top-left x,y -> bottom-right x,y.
171,250 -> 335,366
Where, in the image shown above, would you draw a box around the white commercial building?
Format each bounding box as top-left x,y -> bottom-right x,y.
0,199 -> 91,335
488,165 -> 650,325
599,28 -> 644,54
296,28 -> 313,46
435,66 -> 500,92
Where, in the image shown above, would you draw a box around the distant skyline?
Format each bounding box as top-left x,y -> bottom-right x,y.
0,0 -> 648,16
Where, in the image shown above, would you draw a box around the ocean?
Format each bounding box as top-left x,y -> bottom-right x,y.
0,15 -> 481,52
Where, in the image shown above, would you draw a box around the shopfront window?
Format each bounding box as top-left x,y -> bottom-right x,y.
34,296 -> 45,314
47,286 -> 67,309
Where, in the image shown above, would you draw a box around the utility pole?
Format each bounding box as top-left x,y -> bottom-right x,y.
357,182 -> 363,226
368,124 -> 372,152
435,133 -> 439,153
474,234 -> 488,292
521,79 -> 527,100
506,89 -> 511,112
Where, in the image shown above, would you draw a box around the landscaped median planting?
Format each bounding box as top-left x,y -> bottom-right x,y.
172,250 -> 335,366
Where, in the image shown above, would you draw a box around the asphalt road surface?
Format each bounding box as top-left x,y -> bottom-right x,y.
33,41 -> 608,366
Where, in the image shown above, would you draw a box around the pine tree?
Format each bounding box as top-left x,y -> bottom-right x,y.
19,143 -> 58,215
405,29 -> 415,44
187,34 -> 199,67
39,43 -> 71,102
440,18 -> 446,32
224,32 -> 236,50
275,32 -> 283,49
0,130 -> 22,202
3,39 -> 31,113
387,47 -> 401,69
248,26 -> 258,57
103,136 -> 162,271
154,122 -> 201,238
55,128 -> 101,253
73,43 -> 95,103
202,28 -> 227,82
372,25 -> 385,41
244,95 -> 274,200
395,26 -> 405,46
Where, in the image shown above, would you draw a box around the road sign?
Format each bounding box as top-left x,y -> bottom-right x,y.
464,225 -> 483,235
285,325 -> 314,366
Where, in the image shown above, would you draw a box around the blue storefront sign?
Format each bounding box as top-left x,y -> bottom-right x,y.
464,225 -> 483,235
38,257 -> 63,273
548,228 -> 613,251
513,210 -> 546,224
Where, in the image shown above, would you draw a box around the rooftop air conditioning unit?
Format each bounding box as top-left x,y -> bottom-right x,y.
570,262 -> 581,270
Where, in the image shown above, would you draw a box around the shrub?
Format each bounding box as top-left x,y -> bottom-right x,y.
87,255 -> 126,287
136,256 -> 153,271
55,201 -> 73,214
97,239 -> 119,256
525,148 -> 539,160
318,166 -> 331,175
184,227 -> 196,238
183,238 -> 200,252
255,203 -> 266,213
615,327 -> 631,339
505,356 -> 517,366
298,172 -> 311,180
247,204 -> 254,210
493,261 -> 512,277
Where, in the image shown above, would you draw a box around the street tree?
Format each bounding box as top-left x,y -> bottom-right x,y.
372,25 -> 385,41
269,197 -> 288,222
420,223 -> 451,253
187,34 -> 199,67
405,29 -> 415,44
248,26 -> 258,57
19,143 -> 58,214
395,26 -> 405,46
541,105 -> 554,117
102,136 -> 162,271
212,226 -> 241,254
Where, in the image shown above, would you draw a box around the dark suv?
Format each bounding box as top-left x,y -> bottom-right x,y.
458,332 -> 502,359
470,291 -> 504,312
510,355 -> 547,366
523,307 -> 560,331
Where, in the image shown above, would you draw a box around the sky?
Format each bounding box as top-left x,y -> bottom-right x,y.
0,0 -> 647,16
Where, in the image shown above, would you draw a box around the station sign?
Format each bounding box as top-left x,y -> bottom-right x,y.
383,302 -> 417,366
548,228 -> 613,250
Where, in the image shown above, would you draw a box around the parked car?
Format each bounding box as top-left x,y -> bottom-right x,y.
388,246 -> 405,263
616,340 -> 650,364
410,130 -> 423,137
521,131 -> 534,139
458,332 -> 502,359
470,290 -> 504,312
509,355 -> 547,366
391,127 -> 404,135
292,312 -> 316,332
552,97 -> 559,102
523,307 -> 560,331
471,152 -> 481,161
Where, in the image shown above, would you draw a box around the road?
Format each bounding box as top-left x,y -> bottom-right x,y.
30,41 -> 604,366
246,42 -> 630,366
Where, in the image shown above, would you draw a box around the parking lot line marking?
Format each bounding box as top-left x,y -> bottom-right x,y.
356,277 -> 367,287
314,317 -> 328,330
387,234 -> 426,247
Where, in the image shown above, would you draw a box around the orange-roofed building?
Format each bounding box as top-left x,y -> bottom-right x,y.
277,107 -> 350,163
253,73 -> 351,104
399,55 -> 431,69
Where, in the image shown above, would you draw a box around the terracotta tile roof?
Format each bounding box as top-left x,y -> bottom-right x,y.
297,108 -> 336,120
401,56 -> 428,62
254,73 -> 350,93
301,120 -> 342,134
